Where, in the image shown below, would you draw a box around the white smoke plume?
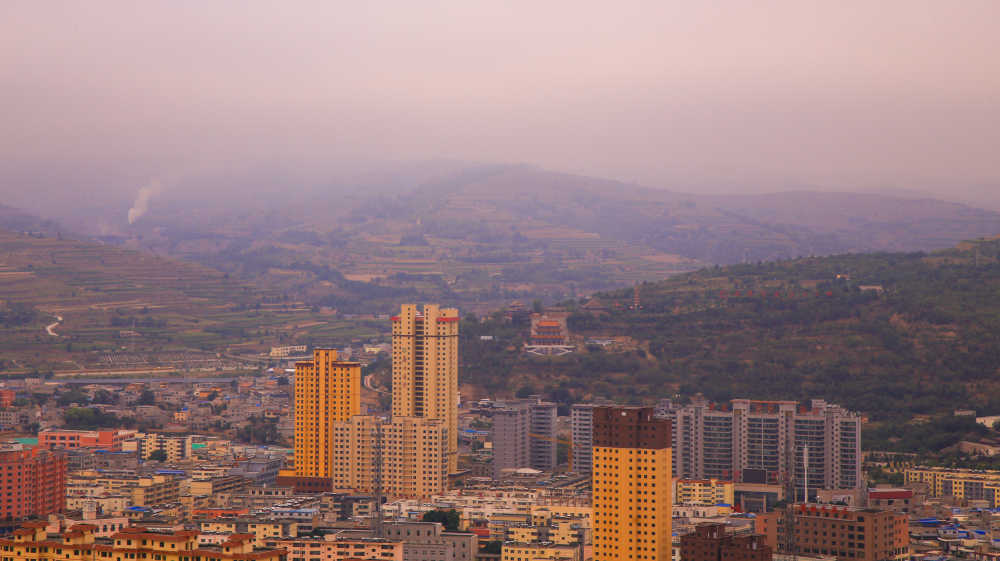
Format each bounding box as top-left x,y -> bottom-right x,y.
127,179 -> 161,224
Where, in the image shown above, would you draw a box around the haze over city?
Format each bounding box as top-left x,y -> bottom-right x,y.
4,2 -> 1000,559
2,0 -> 999,217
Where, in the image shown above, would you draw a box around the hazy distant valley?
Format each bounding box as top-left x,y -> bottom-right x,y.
10,164 -> 998,317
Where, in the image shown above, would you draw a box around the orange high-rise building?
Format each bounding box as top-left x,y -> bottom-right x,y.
592,407 -> 671,561
391,304 -> 459,473
293,349 -> 360,483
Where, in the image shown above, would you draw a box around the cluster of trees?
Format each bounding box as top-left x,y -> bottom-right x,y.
0,302 -> 39,327
421,509 -> 460,531
63,407 -> 132,429
236,414 -> 282,445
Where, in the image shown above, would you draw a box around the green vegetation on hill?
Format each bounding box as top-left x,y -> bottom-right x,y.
460,237 -> 1000,422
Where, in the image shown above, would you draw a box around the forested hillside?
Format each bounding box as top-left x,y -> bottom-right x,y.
459,237 -> 1000,422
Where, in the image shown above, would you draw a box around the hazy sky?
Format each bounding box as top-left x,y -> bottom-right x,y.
2,1 -> 998,205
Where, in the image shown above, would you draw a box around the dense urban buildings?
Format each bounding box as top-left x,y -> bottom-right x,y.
0,447 -> 67,520
660,397 -> 862,496
755,505 -> 909,561
680,523 -> 771,561
292,349 -> 361,485
392,304 -> 460,473
591,406 -> 671,561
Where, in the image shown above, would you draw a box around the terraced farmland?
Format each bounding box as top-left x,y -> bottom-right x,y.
0,229 -> 380,373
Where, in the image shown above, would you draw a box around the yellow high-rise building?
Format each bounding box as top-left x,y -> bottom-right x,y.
592,407 -> 672,561
294,349 -> 361,480
392,304 -> 460,473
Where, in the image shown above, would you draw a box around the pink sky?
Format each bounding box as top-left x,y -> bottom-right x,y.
1,1 -> 998,203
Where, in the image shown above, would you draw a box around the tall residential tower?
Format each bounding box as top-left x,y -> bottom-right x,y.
592,406 -> 672,561
293,349 -> 361,485
392,304 -> 460,473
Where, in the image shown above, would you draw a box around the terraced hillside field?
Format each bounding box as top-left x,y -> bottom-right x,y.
0,229 -> 380,373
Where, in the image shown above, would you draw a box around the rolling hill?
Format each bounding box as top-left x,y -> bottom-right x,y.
455,235 -> 1000,422
0,227 -> 380,373
86,165 -> 1000,313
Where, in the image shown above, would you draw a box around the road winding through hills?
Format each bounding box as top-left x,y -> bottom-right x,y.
45,315 -> 62,337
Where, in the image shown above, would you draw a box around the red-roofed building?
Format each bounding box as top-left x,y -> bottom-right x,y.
867,488 -> 923,514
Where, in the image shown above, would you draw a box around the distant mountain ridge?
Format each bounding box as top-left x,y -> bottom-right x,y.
4,164 -> 998,313
401,165 -> 1000,263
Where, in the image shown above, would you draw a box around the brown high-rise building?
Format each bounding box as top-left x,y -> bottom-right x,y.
392,304 -> 459,473
755,505 -> 909,561
592,407 -> 672,561
680,523 -> 771,561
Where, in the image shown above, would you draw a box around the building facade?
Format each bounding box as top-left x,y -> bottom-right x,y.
0,524 -> 284,561
592,407 -> 671,561
392,304 -> 460,473
660,397 -> 861,496
135,434 -> 193,462
379,522 -> 478,561
331,416 -> 449,498
905,466 -> 1000,506
294,349 -> 361,480
674,479 -> 735,506
570,405 -> 594,475
755,505 -> 908,561
492,398 -> 559,477
0,447 -> 66,520
39,430 -> 135,452
493,407 -> 530,479
679,523 -> 771,561
264,535 -> 402,561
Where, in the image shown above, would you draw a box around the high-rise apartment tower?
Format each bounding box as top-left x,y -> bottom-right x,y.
592,406 -> 672,561
659,397 -> 861,497
293,349 -> 361,482
392,304 -> 460,473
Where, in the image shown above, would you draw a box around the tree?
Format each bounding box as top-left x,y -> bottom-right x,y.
515,385 -> 537,398
137,390 -> 156,406
481,542 -> 502,554
147,450 -> 168,462
421,509 -> 460,531
92,389 -> 118,405
276,376 -> 289,386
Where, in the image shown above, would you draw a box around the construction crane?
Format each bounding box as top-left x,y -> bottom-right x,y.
529,433 -> 573,470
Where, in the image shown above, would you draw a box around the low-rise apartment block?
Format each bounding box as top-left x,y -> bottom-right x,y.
675,479 -> 735,506
905,467 -> 1000,506
264,535 -> 402,561
0,523 -> 285,561
755,505 -> 908,561
501,542 -> 580,561
39,429 -> 136,451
